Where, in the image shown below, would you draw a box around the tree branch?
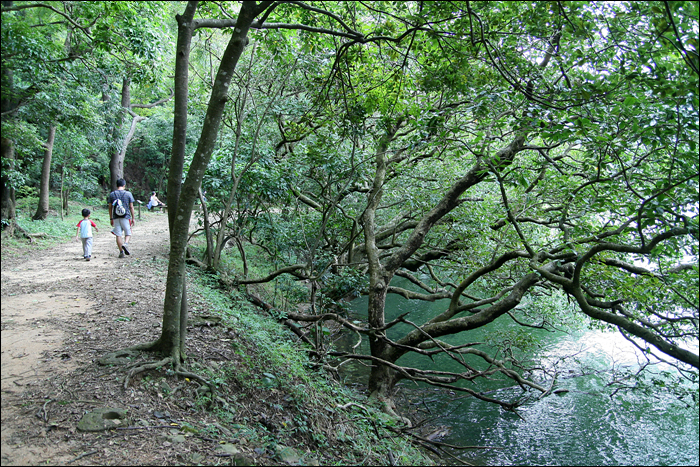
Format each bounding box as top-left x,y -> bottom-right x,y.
2,3 -> 93,38
236,264 -> 308,284
130,89 -> 174,109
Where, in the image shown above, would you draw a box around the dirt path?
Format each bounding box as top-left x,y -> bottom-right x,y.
1,212 -> 172,465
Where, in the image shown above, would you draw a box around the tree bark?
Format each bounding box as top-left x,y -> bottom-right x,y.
59,165 -> 66,220
166,4 -> 196,231
32,125 -> 57,220
363,121 -> 399,401
136,1 -> 200,363
0,137 -> 16,225
109,77 -> 131,190
1,33 -> 17,225
199,188 -> 215,268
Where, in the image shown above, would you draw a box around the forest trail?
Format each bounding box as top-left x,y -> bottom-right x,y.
1,211 -> 172,466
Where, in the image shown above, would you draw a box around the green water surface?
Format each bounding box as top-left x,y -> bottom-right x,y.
343,286 -> 699,466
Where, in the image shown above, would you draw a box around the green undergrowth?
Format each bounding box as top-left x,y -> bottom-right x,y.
2,196 -> 110,253
185,268 -> 433,465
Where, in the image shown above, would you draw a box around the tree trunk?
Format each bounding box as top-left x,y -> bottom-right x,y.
366,284 -> 396,394
109,77 -> 131,189
1,38 -> 17,225
32,125 -> 57,220
59,166 -> 65,221
235,237 -> 249,278
151,1 -> 269,366
211,78 -> 246,270
62,185 -> 69,215
1,137 -> 16,225
362,121 -> 398,403
199,188 -> 215,268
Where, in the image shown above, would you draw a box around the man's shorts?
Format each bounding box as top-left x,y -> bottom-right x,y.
112,218 -> 132,237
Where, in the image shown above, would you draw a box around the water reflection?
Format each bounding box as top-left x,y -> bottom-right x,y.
340,285 -> 699,466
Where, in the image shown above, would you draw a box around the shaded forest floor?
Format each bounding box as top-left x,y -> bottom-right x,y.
1,212 -> 201,465
1,211 -> 434,466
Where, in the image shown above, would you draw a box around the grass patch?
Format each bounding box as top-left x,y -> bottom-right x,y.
184,259 -> 433,465
2,197 -> 108,257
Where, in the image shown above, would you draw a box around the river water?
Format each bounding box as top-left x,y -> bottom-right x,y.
341,285 -> 699,466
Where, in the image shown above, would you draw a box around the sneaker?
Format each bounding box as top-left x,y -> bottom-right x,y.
86,257 -> 90,261
122,243 -> 130,255
119,251 -> 125,258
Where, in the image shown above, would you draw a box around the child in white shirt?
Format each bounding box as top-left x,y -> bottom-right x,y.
75,208 -> 99,261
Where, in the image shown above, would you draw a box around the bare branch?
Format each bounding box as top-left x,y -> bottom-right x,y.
236,264 -> 308,284
130,89 -> 175,109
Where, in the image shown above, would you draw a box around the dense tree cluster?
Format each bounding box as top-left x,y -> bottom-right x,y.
3,1 -> 698,412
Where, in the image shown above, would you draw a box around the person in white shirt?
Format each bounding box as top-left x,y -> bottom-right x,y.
75,208 -> 99,261
148,191 -> 166,211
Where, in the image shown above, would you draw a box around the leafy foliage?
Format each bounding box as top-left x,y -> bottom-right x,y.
2,0 -> 697,416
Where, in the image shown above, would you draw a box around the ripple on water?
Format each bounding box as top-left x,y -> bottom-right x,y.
444,333 -> 699,466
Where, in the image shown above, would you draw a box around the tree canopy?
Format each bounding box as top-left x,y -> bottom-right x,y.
2,0 -> 697,415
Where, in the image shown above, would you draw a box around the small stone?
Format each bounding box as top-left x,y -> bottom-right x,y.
232,453 -> 255,466
168,434 -> 186,443
76,408 -> 129,432
275,445 -> 301,464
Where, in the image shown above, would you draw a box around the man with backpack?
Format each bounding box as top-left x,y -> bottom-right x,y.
108,178 -> 136,258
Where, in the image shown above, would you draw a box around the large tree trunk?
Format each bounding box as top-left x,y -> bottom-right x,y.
151,2 -> 199,364
128,2 -> 199,363
366,285 -> 399,400
362,121 -> 400,405
148,1 -> 271,366
32,125 -> 57,220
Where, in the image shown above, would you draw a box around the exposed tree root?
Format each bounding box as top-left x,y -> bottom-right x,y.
172,369 -> 218,402
111,343 -> 219,405
373,393 -> 412,427
1,221 -> 45,242
65,450 -> 98,465
184,250 -> 207,268
124,357 -> 173,389
122,339 -> 163,352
